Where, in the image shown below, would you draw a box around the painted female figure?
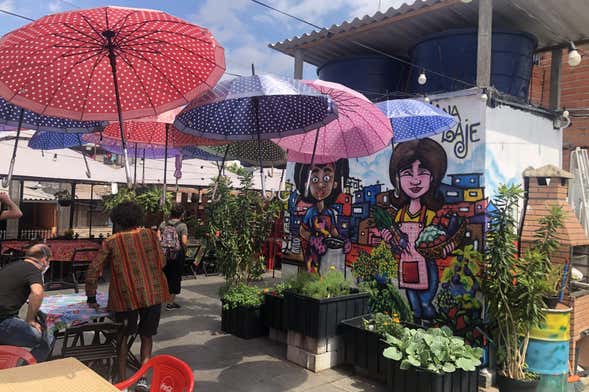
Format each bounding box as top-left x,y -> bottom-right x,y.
382,138 -> 453,321
294,159 -> 350,273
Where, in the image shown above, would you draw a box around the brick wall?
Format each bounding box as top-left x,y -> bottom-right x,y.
529,44 -> 589,170
567,293 -> 589,365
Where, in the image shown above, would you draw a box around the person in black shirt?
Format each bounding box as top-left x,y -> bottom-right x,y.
0,244 -> 51,361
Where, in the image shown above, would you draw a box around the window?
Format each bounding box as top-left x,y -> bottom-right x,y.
447,191 -> 459,197
469,191 -> 478,197
353,207 -> 363,214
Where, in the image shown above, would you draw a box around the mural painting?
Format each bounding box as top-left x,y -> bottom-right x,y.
281,94 -> 486,346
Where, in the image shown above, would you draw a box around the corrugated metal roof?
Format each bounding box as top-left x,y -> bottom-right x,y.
270,0 -> 589,67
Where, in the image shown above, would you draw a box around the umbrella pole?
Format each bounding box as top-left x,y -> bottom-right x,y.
162,123 -> 169,207
2,108 -> 24,188
104,31 -> 132,188
77,134 -> 92,179
142,149 -> 146,185
210,144 -> 229,202
133,143 -> 138,187
89,184 -> 94,238
304,128 -> 321,198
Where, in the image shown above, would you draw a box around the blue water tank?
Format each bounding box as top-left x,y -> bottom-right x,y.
407,29 -> 537,99
317,56 -> 409,101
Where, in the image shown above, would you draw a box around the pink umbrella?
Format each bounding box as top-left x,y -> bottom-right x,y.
274,80 -> 393,161
0,6 -> 225,185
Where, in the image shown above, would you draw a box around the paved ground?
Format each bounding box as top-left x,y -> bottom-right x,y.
146,273 -> 387,392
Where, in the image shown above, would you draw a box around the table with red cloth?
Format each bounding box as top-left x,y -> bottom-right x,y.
1,239 -> 101,261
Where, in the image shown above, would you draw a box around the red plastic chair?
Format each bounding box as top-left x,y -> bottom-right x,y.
0,345 -> 37,369
114,355 -> 194,392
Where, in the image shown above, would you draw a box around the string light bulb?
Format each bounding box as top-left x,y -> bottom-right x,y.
480,93 -> 488,102
418,71 -> 427,85
563,110 -> 570,119
424,96 -> 431,103
568,42 -> 582,67
52,153 -> 58,162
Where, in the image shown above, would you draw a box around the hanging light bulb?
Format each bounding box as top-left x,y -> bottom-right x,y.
418,71 -> 427,85
52,153 -> 58,162
568,42 -> 582,67
563,109 -> 570,119
480,93 -> 488,102
424,96 -> 431,103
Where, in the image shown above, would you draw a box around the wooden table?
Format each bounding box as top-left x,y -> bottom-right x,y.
0,357 -> 120,392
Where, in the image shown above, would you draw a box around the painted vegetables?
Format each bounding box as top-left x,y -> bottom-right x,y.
382,326 -> 483,374
416,225 -> 446,248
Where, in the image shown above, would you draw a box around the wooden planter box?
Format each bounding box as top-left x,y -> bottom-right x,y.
340,316 -> 388,382
221,305 -> 268,340
284,290 -> 369,340
386,359 -> 479,392
262,293 -> 287,332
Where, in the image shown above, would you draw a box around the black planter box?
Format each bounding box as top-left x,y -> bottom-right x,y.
284,290 -> 369,340
341,316 -> 387,382
221,304 -> 268,339
386,359 -> 479,392
262,294 -> 287,331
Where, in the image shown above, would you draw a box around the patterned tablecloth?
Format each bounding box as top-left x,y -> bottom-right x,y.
40,292 -> 110,344
1,239 -> 101,261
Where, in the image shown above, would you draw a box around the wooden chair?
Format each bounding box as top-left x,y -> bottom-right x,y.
71,248 -> 100,293
184,242 -> 205,278
60,322 -> 123,382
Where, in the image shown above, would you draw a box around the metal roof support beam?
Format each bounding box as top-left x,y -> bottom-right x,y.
549,48 -> 563,110
294,48 -> 304,79
476,0 -> 493,87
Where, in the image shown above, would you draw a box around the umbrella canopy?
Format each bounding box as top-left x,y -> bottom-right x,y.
28,131 -> 88,150
274,80 -> 393,160
287,150 -> 339,164
99,143 -> 179,160
0,6 -> 225,121
0,98 -> 106,134
201,140 -> 286,167
82,122 -> 225,150
0,6 -> 225,185
376,99 -> 457,143
174,74 -> 336,141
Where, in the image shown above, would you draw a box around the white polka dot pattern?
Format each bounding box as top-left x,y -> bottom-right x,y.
200,140 -> 286,167
375,99 -> 457,143
173,74 -> 337,140
274,80 -> 393,161
0,97 -> 106,133
28,130 -> 87,149
0,6 -> 225,121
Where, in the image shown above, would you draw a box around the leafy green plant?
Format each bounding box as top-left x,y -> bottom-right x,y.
382,326 -> 483,374
363,312 -> 404,338
221,283 -> 263,310
102,187 -> 136,211
299,269 -> 352,299
206,173 -> 283,286
102,186 -> 173,215
484,184 -> 559,381
353,242 -> 398,282
54,189 -> 73,200
533,205 -> 564,297
360,280 -> 413,323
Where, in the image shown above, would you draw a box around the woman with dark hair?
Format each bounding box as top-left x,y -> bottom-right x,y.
382,138 -> 453,321
293,159 -> 350,273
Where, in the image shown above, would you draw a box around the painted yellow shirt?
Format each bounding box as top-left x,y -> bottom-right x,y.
394,207 -> 436,226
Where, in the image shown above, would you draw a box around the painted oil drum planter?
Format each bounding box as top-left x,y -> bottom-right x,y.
284,289 -> 369,339
340,316 -> 389,382
525,307 -> 572,392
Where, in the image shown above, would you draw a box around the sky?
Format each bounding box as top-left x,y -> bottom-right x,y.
0,0 -> 408,79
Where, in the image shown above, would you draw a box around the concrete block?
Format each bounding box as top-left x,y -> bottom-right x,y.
286,344 -> 341,372
286,330 -> 342,354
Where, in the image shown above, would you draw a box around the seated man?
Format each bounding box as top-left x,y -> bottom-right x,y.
85,201 -> 169,390
0,244 -> 51,362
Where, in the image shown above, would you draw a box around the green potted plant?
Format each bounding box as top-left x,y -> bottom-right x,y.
207,172 -> 282,338
284,269 -> 369,339
382,326 -> 482,392
220,283 -> 267,339
54,189 -> 74,207
484,185 -> 560,391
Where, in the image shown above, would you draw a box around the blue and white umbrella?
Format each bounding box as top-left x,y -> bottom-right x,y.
1,98 -> 106,186
174,74 -> 336,198
376,99 -> 457,143
28,131 -> 94,178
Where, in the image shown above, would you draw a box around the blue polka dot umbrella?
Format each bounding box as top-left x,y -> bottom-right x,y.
174,74 -> 336,198
27,131 -> 98,178
0,98 -> 106,187
375,99 -> 457,143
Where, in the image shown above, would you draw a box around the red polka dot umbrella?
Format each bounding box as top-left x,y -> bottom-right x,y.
0,6 -> 225,185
